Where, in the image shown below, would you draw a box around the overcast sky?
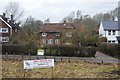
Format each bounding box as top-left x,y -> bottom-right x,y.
0,0 -> 119,22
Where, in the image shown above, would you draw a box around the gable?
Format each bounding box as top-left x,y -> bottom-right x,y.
0,17 -> 12,28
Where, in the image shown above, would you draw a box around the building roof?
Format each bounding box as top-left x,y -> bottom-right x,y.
0,17 -> 12,28
102,21 -> 119,30
40,23 -> 76,32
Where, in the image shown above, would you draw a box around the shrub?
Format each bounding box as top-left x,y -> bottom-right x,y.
97,43 -> 120,58
2,43 -> 39,55
43,45 -> 96,57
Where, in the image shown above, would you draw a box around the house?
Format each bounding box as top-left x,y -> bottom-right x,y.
99,16 -> 120,44
39,22 -> 81,45
0,13 -> 20,43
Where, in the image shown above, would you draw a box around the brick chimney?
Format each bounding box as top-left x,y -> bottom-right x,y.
3,13 -> 5,17
10,14 -> 14,23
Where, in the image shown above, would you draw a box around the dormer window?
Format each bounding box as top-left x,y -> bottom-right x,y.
112,30 -> 115,35
42,32 -> 47,36
108,30 -> 111,35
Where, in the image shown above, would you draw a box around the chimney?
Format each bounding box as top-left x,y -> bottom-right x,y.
3,13 -> 5,17
11,15 -> 14,21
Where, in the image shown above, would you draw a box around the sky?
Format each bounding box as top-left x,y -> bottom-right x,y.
0,0 -> 119,23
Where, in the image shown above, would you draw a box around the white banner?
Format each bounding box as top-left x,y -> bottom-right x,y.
23,59 -> 54,69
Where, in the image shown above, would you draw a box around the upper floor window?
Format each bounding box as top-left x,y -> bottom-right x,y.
108,30 -> 111,35
66,32 -> 72,37
112,30 -> 115,35
42,32 -> 47,36
55,33 -> 60,36
0,28 -> 8,33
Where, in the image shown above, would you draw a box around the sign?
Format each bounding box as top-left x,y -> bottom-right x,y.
23,59 -> 54,69
37,49 -> 44,55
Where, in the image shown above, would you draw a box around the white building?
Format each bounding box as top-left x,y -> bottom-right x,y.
99,17 -> 120,44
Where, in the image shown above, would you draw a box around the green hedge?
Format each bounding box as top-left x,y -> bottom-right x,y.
97,42 -> 120,58
2,44 -> 96,57
2,43 -> 38,55
43,45 -> 96,57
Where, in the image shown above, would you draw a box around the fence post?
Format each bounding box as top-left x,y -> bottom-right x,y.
29,54 -> 31,60
13,53 -> 15,59
68,56 -> 70,63
21,54 -> 24,60
36,55 -> 39,59
44,55 -> 46,59
6,52 -> 8,59
54,56 -> 56,62
61,56 -> 62,62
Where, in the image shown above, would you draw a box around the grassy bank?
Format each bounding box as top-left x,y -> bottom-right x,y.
2,59 -> 119,78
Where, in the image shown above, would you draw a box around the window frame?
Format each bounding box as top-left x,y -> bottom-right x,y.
55,39 -> 60,44
42,32 -> 47,36
112,30 -> 115,35
48,39 -> 53,44
108,30 -> 111,35
0,28 -> 8,33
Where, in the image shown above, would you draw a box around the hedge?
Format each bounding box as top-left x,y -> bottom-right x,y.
2,43 -> 38,55
2,44 -> 96,57
43,45 -> 96,57
97,42 -> 120,58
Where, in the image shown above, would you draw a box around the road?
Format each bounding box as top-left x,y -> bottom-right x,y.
1,54 -> 120,64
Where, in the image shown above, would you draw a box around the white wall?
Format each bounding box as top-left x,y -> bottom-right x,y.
106,30 -> 118,43
99,22 -> 105,37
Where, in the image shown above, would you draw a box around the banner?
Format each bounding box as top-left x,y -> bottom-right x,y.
24,59 -> 54,69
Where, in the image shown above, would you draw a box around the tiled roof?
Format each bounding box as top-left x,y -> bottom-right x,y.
102,21 -> 119,30
40,23 -> 77,32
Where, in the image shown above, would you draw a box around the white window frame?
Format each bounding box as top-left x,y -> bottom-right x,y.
55,33 -> 60,36
0,28 -> 8,33
0,37 -> 9,42
55,39 -> 60,44
48,39 -> 53,44
42,32 -> 47,36
108,30 -> 111,35
112,30 -> 115,35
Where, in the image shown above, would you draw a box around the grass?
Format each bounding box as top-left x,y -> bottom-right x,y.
2,58 -> 119,78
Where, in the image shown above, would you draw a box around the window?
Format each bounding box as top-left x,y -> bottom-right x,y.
0,37 -> 9,42
42,39 -> 46,44
66,32 -> 72,37
42,33 -> 47,36
0,28 -> 8,33
112,30 -> 115,35
55,39 -> 60,44
108,30 -> 111,35
15,29 -> 18,32
55,33 -> 60,36
108,40 -> 111,43
112,41 -> 115,43
48,39 -> 53,44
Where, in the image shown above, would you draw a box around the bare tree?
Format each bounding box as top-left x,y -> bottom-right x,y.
4,2 -> 24,21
